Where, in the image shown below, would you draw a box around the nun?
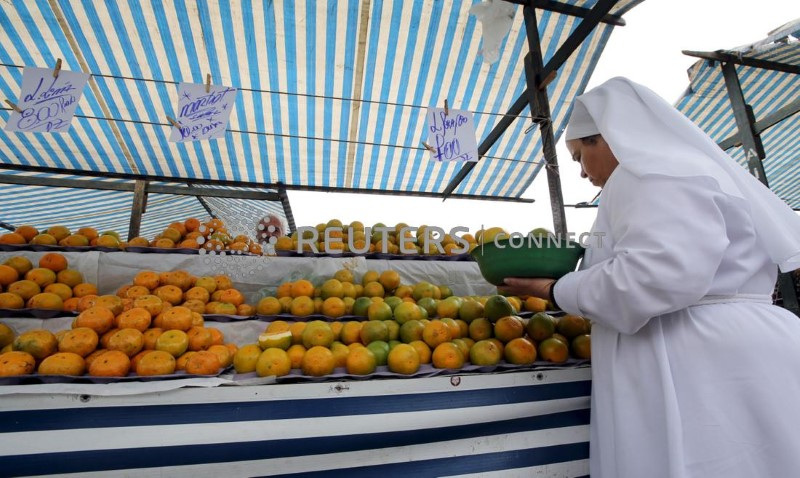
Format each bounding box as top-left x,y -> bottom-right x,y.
500,77 -> 800,478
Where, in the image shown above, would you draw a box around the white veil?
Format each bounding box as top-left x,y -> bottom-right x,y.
569,77 -> 800,272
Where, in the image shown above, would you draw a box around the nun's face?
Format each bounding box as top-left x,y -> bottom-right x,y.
566,136 -> 618,188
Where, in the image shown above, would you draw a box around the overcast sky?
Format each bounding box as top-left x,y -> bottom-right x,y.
287,0 -> 799,235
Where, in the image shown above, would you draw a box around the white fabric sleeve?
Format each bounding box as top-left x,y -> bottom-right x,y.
554,174 -> 729,334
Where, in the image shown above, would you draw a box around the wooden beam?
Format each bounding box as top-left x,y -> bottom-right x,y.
128,180 -> 147,240
502,0 -> 625,26
683,49 -> 800,75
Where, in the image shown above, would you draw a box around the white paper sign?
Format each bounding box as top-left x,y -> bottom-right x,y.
4,67 -> 90,133
425,107 -> 479,162
169,82 -> 237,142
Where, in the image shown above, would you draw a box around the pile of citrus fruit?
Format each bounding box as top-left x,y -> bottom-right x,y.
0,225 -> 124,248
0,253 -> 98,312
239,268 -> 590,378
116,270 -> 256,316
0,299 -> 237,377
127,217 -> 263,255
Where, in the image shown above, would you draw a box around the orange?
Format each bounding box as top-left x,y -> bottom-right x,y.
290,296 -> 315,316
96,235 -> 120,248
106,328 -> 144,357
14,225 -> 38,242
88,350 -> 131,377
45,225 -> 70,241
387,343 -> 420,375
184,350 -> 221,375
288,321 -> 307,345
362,270 -> 379,286
469,339 -> 503,366
182,299 -> 206,315
346,346 -> 376,375
30,233 -> 57,245
422,320 -> 452,349
539,337 -> 569,363
505,337 -> 538,365
84,349 -> 108,370
38,352 -> 85,375
173,351 -> 194,371
0,264 -> 19,286
73,283 -> 98,298
125,285 -> 151,299
207,327 -> 224,346
571,334 -> 591,360
0,292 -> 24,309
62,297 -> 80,312
468,318 -> 494,341
301,345 -> 335,376
362,281 -> 385,298
155,285 -> 184,305
25,268 -> 56,288
333,269 -> 354,284
431,342 -> 464,369
330,341 -> 349,368
38,253 -> 68,272
77,294 -> 99,312
136,350 -> 176,376
77,227 -> 99,241
320,279 -> 344,299
409,340 -> 432,364
359,320 -> 389,344
0,351 -> 36,376
339,321 -> 363,345
290,279 -> 315,298
4,256 -> 33,276
184,286 -> 210,303
0,323 -> 15,349
557,315 -> 589,340
493,316 -> 525,343
133,271 -> 161,290
127,236 -> 150,247
524,296 -> 548,313
206,344 -> 232,368
276,282 -> 292,298
302,320 -> 334,348
451,338 -> 471,361
27,292 -> 64,310
184,217 -> 201,232
379,270 -> 401,292
439,317 -> 462,340
321,297 -> 346,318
155,330 -> 189,357
330,321 -> 343,341
217,289 -> 245,306
255,348 -> 291,377
0,232 -> 26,244
142,328 -> 164,350
256,297 -> 282,316
286,344 -> 306,369
133,295 -> 164,316
399,320 -> 425,344
116,285 -> 132,298
187,326 -> 213,351
213,275 -> 233,291
265,320 -> 291,334
157,306 -> 193,331
94,295 -> 124,315
13,329 -> 58,360
58,327 -> 99,357
233,344 -> 262,373
191,312 -> 204,327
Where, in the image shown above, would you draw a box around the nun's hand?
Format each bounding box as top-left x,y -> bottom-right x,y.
497,277 -> 555,300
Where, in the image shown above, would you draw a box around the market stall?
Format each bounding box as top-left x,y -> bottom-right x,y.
0,1 -> 646,476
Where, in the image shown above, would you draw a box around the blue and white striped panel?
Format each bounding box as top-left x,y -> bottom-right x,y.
0,0 -> 640,201
0,368 -> 591,477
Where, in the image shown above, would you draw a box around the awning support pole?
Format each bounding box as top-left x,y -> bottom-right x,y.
277,183 -> 296,235
523,5 -> 567,237
720,61 -> 799,316
128,180 -> 147,241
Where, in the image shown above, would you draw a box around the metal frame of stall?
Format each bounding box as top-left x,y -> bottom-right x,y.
683,48 -> 800,316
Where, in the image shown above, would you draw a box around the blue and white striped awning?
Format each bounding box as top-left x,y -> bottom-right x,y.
0,0 -> 642,232
676,19 -> 800,208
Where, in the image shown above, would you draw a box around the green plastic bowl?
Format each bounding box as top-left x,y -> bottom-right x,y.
470,237 -> 585,285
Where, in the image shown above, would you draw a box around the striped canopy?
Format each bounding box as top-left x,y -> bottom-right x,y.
676,19 -> 800,209
0,0 -> 641,236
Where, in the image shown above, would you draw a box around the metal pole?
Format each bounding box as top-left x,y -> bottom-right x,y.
524,5 -> 567,237
277,184 -> 296,235
128,180 -> 147,240
720,61 -> 799,316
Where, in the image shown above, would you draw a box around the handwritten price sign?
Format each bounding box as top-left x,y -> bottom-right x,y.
4,67 -> 89,133
169,83 -> 237,142
425,107 -> 479,162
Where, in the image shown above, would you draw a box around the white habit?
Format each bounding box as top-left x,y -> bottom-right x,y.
555,78 -> 800,478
